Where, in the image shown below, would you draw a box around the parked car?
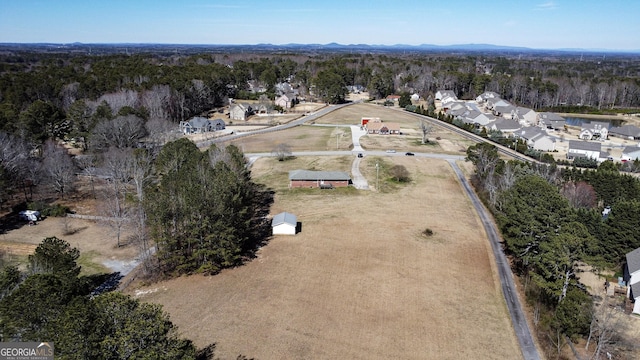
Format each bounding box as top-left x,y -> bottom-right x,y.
357,153 -> 363,158
405,152 -> 415,156
18,210 -> 41,224
386,149 -> 396,153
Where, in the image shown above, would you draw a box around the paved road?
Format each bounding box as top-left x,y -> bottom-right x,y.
448,159 -> 541,360
197,103 -> 353,148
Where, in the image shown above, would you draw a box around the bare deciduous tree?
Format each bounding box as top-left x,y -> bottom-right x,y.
96,90 -> 139,115
90,115 -> 147,151
74,154 -> 98,199
418,119 -> 433,144
272,143 -> 292,161
561,181 -> 597,209
42,141 -> 76,199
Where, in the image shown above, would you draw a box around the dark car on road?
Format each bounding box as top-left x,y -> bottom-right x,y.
405,152 -> 415,156
357,153 -> 363,158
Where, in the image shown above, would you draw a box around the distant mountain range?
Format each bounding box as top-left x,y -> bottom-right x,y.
1,42 -> 638,55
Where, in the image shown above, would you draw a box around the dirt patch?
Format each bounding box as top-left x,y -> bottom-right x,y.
132,157 -> 522,360
0,216 -> 137,274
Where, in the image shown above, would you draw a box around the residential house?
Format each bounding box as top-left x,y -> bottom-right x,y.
485,98 -> 511,111
275,82 -> 294,96
475,91 -> 500,104
624,247 -> 640,315
579,121 -> 609,141
366,122 -> 401,135
253,103 -> 270,114
567,140 -> 601,160
609,124 -> 640,140
247,80 -> 266,93
289,170 -> 351,188
511,107 -> 538,126
517,127 -> 556,151
621,146 -> 640,162
361,117 -> 381,126
489,118 -> 521,135
386,94 -> 401,103
441,98 -> 462,112
229,103 -> 253,121
275,92 -> 296,109
493,104 -> 516,118
462,110 -> 496,127
538,112 -> 566,131
179,117 -> 225,134
272,212 -> 298,235
435,90 -> 457,101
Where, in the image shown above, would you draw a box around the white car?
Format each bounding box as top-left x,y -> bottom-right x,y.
386,149 -> 396,153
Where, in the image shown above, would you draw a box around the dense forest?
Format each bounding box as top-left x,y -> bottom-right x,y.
1,46 -> 640,358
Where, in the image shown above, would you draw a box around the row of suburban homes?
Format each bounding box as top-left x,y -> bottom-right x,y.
435,90 -> 640,163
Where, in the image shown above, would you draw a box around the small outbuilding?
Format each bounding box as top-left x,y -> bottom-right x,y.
272,212 -> 297,235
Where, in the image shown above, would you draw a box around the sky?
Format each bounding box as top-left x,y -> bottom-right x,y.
1,0 -> 639,51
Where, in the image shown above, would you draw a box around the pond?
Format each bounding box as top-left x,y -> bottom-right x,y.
563,116 -> 626,128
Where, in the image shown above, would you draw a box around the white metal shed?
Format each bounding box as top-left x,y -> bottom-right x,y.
272,212 -> 297,235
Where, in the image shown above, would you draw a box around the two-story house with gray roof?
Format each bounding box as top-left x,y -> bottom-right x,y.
567,140 -> 602,161
579,121 -> 609,141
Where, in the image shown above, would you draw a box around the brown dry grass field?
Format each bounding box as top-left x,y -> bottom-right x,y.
225,103 -> 475,155
132,156 -> 523,360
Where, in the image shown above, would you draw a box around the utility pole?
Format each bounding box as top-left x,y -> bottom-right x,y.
376,162 -> 379,191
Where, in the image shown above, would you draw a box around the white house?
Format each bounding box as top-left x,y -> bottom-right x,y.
475,91 -> 500,104
272,212 -> 298,235
624,247 -> 640,314
493,104 -> 516,118
621,146 -> 640,162
511,107 -> 538,126
517,127 -> 556,152
538,112 -> 566,130
435,90 -> 456,101
275,92 -> 296,109
579,121 -> 609,141
229,103 -> 253,121
465,110 -> 496,127
179,117 -> 225,134
567,140 -> 601,160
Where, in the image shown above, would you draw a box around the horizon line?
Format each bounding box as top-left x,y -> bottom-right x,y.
1,41 -> 639,54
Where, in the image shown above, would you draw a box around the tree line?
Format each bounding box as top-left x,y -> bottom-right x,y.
467,142 -> 640,357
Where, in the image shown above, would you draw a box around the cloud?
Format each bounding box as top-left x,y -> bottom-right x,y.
535,1 -> 557,10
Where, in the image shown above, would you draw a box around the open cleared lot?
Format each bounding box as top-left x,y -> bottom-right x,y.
133,157 -> 522,360
226,103 -> 475,154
